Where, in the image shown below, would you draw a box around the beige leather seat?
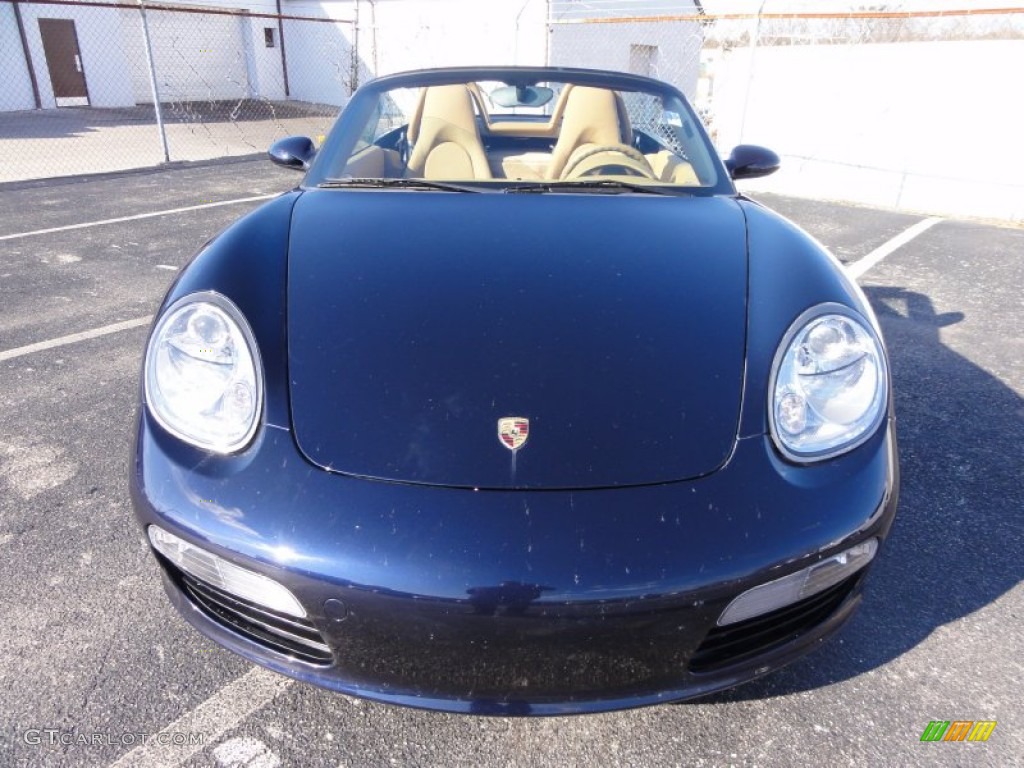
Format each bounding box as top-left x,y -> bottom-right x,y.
546,86 -> 633,180
405,85 -> 492,180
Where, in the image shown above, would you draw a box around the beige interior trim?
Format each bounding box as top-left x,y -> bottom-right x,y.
406,88 -> 428,145
493,151 -> 551,180
343,145 -> 401,178
470,84 -> 577,139
466,82 -> 491,127
483,122 -> 562,138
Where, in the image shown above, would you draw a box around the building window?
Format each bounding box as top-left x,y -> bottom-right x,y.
264,28 -> 276,48
629,44 -> 659,78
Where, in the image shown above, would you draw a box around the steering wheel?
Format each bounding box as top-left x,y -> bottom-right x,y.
560,143 -> 657,180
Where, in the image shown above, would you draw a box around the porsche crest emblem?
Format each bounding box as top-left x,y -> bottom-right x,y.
498,417 -> 530,451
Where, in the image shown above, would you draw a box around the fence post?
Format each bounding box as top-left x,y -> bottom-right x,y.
276,0 -> 291,97
544,0 -> 551,66
351,0 -> 361,96
737,0 -> 767,144
138,0 -> 171,163
12,1 -> 42,109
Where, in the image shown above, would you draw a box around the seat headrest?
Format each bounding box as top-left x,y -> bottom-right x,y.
559,86 -> 632,146
407,85 -> 480,145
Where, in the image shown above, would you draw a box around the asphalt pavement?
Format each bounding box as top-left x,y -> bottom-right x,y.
0,104 -> 336,183
0,160 -> 1020,768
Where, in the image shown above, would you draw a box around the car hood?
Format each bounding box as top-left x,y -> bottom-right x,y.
287,190 -> 747,489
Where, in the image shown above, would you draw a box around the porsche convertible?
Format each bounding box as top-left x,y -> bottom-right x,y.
131,66 -> 898,715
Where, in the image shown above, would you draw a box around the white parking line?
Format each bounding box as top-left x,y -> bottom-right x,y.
0,317 -> 151,362
2,212 -> 940,364
847,217 -> 943,279
0,194 -> 276,242
108,667 -> 291,768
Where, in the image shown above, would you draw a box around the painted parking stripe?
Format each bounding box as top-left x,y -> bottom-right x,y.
847,217 -> 943,279
0,194 -> 276,242
1,213 -> 943,363
0,317 -> 151,362
107,667 -> 291,768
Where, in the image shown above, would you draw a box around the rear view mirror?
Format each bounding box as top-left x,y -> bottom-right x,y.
489,85 -> 555,109
269,136 -> 317,171
725,145 -> 780,180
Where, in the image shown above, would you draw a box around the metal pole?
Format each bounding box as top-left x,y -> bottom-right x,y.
738,0 -> 767,144
513,0 -> 531,65
12,0 -> 42,109
138,0 -> 170,162
367,0 -> 378,75
544,0 -> 551,67
350,0 -> 360,95
276,0 -> 290,97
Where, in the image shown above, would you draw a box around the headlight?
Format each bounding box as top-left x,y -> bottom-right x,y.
144,292 -> 262,453
769,305 -> 888,461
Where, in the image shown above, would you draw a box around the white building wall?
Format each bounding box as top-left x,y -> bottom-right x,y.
549,21 -> 703,99
245,16 -> 288,100
2,0 -> 290,111
281,1 -> 357,106
0,10 -> 34,110
275,0 -> 550,107
119,7 -> 253,103
134,0 -> 288,101
285,0 -> 548,85
360,0 -> 548,75
1,6 -> 37,110
548,0 -> 703,99
713,39 -> 1024,222
2,0 -> 550,113
16,3 -> 136,109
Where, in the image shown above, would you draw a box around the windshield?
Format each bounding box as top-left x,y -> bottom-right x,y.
305,70 -> 725,193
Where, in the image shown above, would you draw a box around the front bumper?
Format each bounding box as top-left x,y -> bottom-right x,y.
131,415 -> 898,715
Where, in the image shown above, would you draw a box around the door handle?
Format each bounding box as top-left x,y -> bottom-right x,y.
75,55 -> 82,73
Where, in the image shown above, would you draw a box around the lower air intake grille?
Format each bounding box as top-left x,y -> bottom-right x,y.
690,574 -> 859,674
176,569 -> 333,665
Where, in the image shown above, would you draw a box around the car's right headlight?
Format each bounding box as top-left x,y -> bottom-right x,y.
769,304 -> 888,462
144,292 -> 262,454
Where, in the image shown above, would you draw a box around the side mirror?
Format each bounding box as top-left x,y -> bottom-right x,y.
269,136 -> 317,171
724,144 -> 780,180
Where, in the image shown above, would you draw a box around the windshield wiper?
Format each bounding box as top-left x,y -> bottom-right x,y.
505,179 -> 685,196
318,177 -> 484,193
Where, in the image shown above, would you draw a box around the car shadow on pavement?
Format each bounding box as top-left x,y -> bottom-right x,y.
697,285 -> 1024,703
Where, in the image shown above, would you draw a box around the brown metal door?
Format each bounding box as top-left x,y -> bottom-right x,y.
38,19 -> 90,107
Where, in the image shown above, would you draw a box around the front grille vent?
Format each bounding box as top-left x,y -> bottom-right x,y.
177,570 -> 333,665
690,574 -> 859,673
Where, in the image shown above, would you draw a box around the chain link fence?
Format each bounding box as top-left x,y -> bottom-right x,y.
547,1 -> 1024,138
2,0 -> 1023,220
547,1 -> 1024,220
0,0 -> 356,182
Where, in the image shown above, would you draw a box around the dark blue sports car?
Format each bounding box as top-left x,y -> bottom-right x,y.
131,67 -> 898,715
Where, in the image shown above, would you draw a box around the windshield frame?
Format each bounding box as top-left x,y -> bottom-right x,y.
302,66 -> 736,197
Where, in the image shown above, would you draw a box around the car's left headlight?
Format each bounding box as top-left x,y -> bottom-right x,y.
144,292 -> 263,453
769,304 -> 888,462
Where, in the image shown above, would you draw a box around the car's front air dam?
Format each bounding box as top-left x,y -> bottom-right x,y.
130,416 -> 898,714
